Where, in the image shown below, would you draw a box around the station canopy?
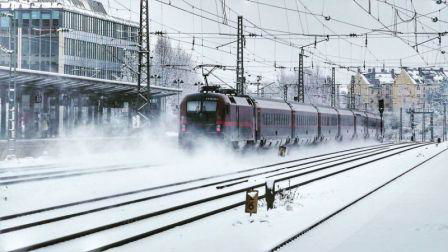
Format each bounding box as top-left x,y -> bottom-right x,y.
0,67 -> 180,98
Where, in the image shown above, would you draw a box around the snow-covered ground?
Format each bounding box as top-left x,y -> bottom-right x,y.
0,136 -> 445,252
281,143 -> 448,252
0,134 -> 380,217
92,143 -> 445,252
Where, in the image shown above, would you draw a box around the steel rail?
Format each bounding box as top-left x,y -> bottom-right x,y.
270,146 -> 448,251
84,143 -> 430,252
0,144 -> 397,233
0,164 -> 159,186
0,163 -> 156,181
5,143 -> 426,252
0,143 -> 394,221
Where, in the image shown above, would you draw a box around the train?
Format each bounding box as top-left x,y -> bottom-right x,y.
179,86 -> 383,149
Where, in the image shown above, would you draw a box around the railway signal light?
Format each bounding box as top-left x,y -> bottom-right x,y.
378,99 -> 385,140
245,189 -> 259,215
378,99 -> 385,114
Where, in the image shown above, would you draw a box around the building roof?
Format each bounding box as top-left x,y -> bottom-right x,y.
362,68 -> 396,85
0,0 -> 137,26
406,68 -> 448,85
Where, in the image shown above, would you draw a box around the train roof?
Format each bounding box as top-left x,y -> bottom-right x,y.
335,108 -> 355,116
183,92 -> 228,101
314,105 -> 338,115
352,110 -> 368,116
288,102 -> 319,113
231,96 -> 254,107
252,97 -> 291,110
366,111 -> 381,119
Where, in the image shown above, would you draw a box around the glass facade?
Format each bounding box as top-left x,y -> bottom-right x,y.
0,8 -> 138,81
63,11 -> 138,42
22,10 -> 60,72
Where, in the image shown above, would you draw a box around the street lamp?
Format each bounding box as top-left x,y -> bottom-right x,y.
173,79 -> 184,108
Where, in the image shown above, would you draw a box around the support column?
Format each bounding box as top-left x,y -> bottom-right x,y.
106,102 -> 112,123
98,96 -> 104,125
42,90 -> 49,138
62,93 -> 70,135
87,97 -> 94,125
1,87 -> 6,139
77,94 -> 82,126
127,101 -> 132,129
93,98 -> 99,125
29,90 -> 36,138
54,91 -> 60,137
15,84 -> 22,139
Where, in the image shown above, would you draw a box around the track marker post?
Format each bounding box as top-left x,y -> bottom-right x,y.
245,189 -> 259,216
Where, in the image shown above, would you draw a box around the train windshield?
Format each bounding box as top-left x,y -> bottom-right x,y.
187,101 -> 217,113
186,100 -> 217,125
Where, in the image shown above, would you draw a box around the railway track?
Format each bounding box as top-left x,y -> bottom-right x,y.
0,142 -> 428,252
0,143 -> 396,186
0,163 -> 159,186
270,145 -> 448,251
0,142 -> 395,220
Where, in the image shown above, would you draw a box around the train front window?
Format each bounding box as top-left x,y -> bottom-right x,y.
186,100 -> 217,126
202,101 -> 217,112
187,101 -> 217,113
187,101 -> 201,112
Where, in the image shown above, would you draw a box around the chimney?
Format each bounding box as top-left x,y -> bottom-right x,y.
391,69 -> 395,77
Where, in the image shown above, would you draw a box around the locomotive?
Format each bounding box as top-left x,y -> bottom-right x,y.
179,86 -> 382,148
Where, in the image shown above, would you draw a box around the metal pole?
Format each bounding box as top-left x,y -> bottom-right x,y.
350,75 -> 355,109
177,82 -> 180,107
6,12 -> 16,159
331,67 -> 336,107
430,112 -> 434,142
443,103 -> 447,141
380,113 -> 384,140
137,0 -> 151,122
298,48 -> 304,103
399,107 -> 403,141
410,108 -> 415,141
236,16 -> 245,96
422,102 -> 426,142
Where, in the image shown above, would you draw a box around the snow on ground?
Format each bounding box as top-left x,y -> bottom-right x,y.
281,143 -> 448,252
106,143 -> 447,252
2,129 -> 427,252
0,130 -> 379,217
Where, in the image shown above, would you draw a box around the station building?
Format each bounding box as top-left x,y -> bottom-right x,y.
0,0 -> 179,139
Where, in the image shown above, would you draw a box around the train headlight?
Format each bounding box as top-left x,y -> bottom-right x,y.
181,124 -> 186,132
216,124 -> 222,133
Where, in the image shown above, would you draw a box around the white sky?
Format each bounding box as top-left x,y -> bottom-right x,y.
103,0 -> 448,84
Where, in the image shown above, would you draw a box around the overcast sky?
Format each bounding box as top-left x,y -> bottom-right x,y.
104,0 -> 448,85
